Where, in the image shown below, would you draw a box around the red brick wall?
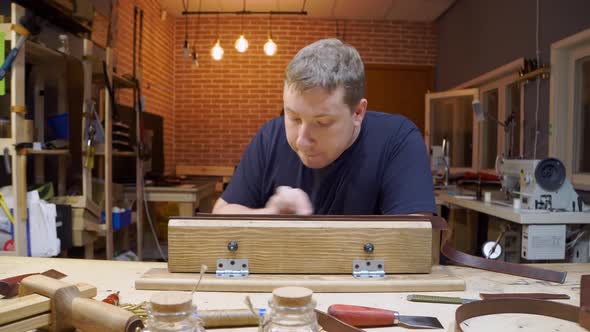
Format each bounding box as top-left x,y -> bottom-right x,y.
173,16 -> 436,168
99,0 -> 176,173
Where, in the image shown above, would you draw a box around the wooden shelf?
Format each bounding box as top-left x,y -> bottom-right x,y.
82,149 -> 137,157
19,148 -> 69,156
518,66 -> 550,83
92,74 -> 137,89
25,41 -> 65,64
13,0 -> 92,36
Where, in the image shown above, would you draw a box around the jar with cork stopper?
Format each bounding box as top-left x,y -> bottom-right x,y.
262,286 -> 319,332
145,291 -> 205,332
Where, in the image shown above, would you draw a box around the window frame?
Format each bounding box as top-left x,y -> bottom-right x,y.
425,88 -> 480,173
549,27 -> 590,190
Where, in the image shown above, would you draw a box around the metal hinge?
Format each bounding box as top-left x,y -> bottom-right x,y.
216,258 -> 249,278
352,259 -> 385,278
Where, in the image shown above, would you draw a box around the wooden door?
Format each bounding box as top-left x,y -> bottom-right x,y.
365,64 -> 434,133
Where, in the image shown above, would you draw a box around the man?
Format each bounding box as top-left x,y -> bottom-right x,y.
213,38 -> 435,215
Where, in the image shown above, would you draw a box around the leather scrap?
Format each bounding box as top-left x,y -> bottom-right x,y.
479,293 -> 570,300
315,309 -> 365,332
455,275 -> 590,331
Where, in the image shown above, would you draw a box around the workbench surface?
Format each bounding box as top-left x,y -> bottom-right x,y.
1,257 -> 589,331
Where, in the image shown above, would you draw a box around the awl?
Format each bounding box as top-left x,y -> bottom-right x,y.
328,304 -> 443,329
407,294 -> 478,304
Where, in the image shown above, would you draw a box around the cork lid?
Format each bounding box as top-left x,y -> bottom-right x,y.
150,291 -> 193,313
272,287 -> 314,307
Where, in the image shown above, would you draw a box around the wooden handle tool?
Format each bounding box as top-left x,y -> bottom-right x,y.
0,269 -> 66,298
19,274 -> 143,332
328,304 -> 443,329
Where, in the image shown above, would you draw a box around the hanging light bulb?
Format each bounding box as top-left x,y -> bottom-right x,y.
183,39 -> 190,58
264,14 -> 276,56
191,48 -> 199,69
234,34 -> 249,53
182,0 -> 190,58
211,39 -> 224,61
264,36 -> 277,56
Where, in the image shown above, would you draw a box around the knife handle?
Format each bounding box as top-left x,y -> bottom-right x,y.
327,304 -> 396,327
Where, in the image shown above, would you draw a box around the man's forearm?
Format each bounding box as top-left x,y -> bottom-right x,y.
212,198 -> 276,214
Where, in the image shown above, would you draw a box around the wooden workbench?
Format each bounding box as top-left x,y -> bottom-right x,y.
1,257 -> 589,331
437,191 -> 590,224
123,181 -> 217,216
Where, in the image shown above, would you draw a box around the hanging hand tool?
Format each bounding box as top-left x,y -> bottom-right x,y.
0,27 -> 28,81
3,148 -> 10,174
84,124 -> 96,169
0,15 -> 40,80
0,192 -> 14,226
328,304 -> 443,329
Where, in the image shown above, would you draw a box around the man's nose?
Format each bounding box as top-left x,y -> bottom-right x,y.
296,124 -> 314,149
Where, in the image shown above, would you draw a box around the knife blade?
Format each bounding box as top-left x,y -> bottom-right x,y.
407,294 -> 479,304
327,304 -> 443,329
0,269 -> 67,298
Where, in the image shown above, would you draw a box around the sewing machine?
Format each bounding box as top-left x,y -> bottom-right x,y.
497,157 -> 584,211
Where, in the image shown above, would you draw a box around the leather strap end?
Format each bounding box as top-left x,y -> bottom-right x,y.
315,309 -> 366,332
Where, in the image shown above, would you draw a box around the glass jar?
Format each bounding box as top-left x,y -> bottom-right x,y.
145,292 -> 205,332
262,286 -> 319,332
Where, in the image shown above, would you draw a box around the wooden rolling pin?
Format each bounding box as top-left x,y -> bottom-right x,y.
19,274 -> 143,332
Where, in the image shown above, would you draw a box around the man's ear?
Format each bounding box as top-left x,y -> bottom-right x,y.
353,98 -> 368,126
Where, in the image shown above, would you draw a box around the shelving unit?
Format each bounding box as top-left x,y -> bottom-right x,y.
517,66 -> 550,84
1,3 -> 144,260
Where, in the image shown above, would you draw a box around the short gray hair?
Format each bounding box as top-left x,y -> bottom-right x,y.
285,39 -> 365,111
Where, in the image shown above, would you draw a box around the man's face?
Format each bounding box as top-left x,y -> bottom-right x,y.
283,86 -> 367,169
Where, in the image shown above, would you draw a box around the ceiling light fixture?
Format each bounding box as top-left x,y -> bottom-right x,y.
191,0 -> 201,68
211,13 -> 224,61
182,0 -> 190,57
264,13 -> 276,56
234,0 -> 249,53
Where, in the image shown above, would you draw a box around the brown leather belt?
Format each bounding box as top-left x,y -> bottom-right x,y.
193,214 -> 567,283
455,275 -> 590,331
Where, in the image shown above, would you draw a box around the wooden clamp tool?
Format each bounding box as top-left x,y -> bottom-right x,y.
14,275 -> 143,332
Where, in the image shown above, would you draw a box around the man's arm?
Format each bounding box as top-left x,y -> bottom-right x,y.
213,186 -> 313,215
212,197 -> 275,214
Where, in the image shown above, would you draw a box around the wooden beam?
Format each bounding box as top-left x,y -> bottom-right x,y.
135,266 -> 464,293
168,217 -> 432,274
176,165 -> 235,177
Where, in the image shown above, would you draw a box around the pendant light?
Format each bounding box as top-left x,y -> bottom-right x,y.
234,0 -> 248,53
211,13 -> 224,61
191,46 -> 199,68
263,13 -> 277,56
182,0 -> 190,57
191,0 -> 201,69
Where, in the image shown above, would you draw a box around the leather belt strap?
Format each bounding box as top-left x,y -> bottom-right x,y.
193,214 -> 567,283
455,275 -> 590,331
316,309 -> 365,332
479,293 -> 570,300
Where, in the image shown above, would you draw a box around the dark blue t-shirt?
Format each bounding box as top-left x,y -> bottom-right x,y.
222,111 -> 436,215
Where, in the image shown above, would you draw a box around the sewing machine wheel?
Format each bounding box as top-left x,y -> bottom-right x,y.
535,158 -> 566,192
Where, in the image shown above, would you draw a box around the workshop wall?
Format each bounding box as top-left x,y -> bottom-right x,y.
108,0 -> 176,173
435,0 -> 590,159
173,17 -> 437,167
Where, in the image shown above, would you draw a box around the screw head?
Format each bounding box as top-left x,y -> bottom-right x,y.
228,240 -> 239,252
363,243 -> 375,254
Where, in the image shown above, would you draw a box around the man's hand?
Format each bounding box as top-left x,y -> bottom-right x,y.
265,186 -> 313,215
